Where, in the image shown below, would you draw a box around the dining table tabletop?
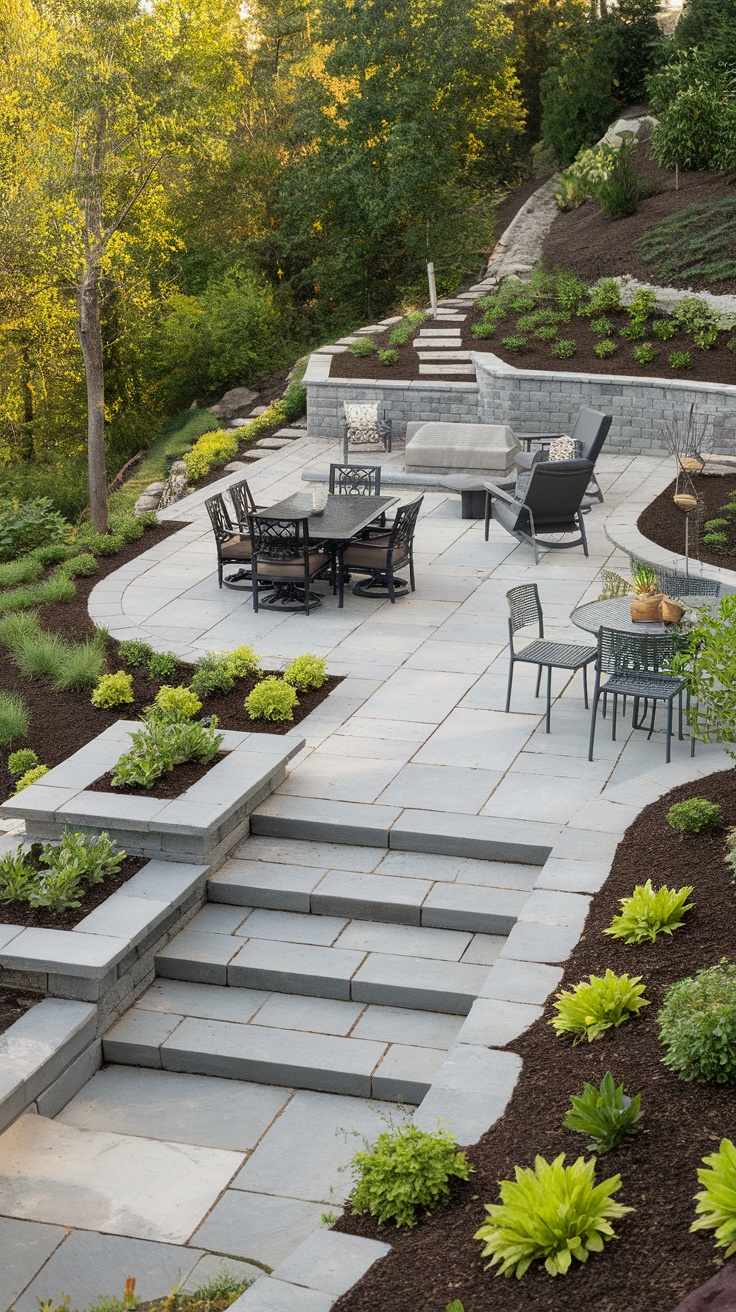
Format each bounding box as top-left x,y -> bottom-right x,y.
254,491 -> 398,541
571,594 -> 718,637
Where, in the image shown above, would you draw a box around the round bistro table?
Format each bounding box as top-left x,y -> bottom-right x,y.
571,595 -> 717,636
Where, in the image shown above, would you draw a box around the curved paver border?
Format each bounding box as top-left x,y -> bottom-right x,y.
605,490 -> 736,591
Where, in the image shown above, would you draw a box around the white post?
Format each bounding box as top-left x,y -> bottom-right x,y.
675,162 -> 679,191
427,261 -> 438,318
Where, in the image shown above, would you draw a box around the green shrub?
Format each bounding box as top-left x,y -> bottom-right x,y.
702,532 -> 729,553
632,342 -> 659,365
703,519 -> 729,535
669,596 -> 736,748
667,797 -> 722,834
147,651 -> 179,681
628,288 -> 658,323
108,512 -> 145,544
533,324 -> 558,341
91,671 -> 135,709
0,848 -> 36,903
474,1153 -> 632,1278
0,829 -> 124,911
669,351 -> 691,370
145,684 -> 202,722
620,321 -> 647,341
0,692 -> 29,747
593,339 -> 618,359
245,676 -> 298,722
552,339 -> 576,359
604,880 -> 694,946
551,970 -> 649,1043
501,335 -> 528,353
651,318 -> 677,341
111,716 -> 223,789
0,497 -> 69,562
554,272 -> 588,312
222,644 -> 261,679
54,638 -> 106,692
387,311 -> 428,347
15,764 -> 49,791
671,297 -> 715,334
283,381 -> 308,421
587,278 -> 622,314
350,1123 -> 471,1228
59,553 -> 99,579
563,1072 -> 643,1155
470,322 -> 495,339
7,747 -> 37,776
658,959 -> 736,1084
378,349 -> 399,366
728,335 -> 736,352
692,1138 -> 736,1257
182,429 -> 239,482
88,533 -> 125,556
118,639 -> 155,668
284,653 -> 328,690
348,337 -> 376,358
190,653 -> 235,699
589,317 -> 613,337
636,195 -> 736,285
693,326 -> 718,350
0,556 -> 42,589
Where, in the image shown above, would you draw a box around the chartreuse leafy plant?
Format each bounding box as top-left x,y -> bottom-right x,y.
669,597 -> 736,756
222,643 -> 260,679
0,691 -> 29,746
658,959 -> 736,1084
563,1073 -> 643,1154
91,671 -> 135,709
245,677 -> 298,723
350,1123 -> 471,1228
667,798 -> 722,834
604,880 -> 694,946
111,716 -> 223,789
474,1154 -> 633,1278
691,1138 -> 736,1257
145,685 -> 202,722
15,764 -> 49,791
551,971 -> 649,1043
7,748 -> 37,776
284,653 -> 328,690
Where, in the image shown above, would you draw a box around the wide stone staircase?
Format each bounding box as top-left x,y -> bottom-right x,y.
104,820 -> 544,1104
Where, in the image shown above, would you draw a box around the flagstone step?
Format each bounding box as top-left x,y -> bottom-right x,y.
418,364 -> 475,376
412,340 -> 464,349
416,352 -> 473,362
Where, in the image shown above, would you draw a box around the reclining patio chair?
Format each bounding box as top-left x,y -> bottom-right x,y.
514,406 -> 612,505
484,460 -> 594,563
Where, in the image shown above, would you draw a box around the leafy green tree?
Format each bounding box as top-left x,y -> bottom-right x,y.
673,0 -> 736,71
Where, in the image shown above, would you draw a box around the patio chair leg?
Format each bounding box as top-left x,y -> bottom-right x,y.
387,571 -> 396,604
546,665 -> 552,734
505,659 -> 515,713
484,492 -> 491,542
410,555 -> 416,591
602,690 -> 607,720
647,699 -> 657,741
678,692 -> 683,740
612,693 -> 618,742
535,665 -> 542,698
577,510 -> 589,558
665,698 -> 673,764
588,685 -> 601,762
582,664 -> 589,710
338,549 -> 345,609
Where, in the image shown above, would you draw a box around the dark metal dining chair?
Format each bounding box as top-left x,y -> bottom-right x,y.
588,628 -> 687,764
484,460 -> 594,563
514,406 -> 612,504
205,493 -> 252,590
229,476 -> 264,530
338,496 -> 423,606
505,585 -> 597,733
248,515 -> 330,615
328,464 -> 382,496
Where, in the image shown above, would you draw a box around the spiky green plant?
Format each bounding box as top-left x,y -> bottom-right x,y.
604,880 -> 694,946
474,1154 -> 633,1277
563,1072 -> 643,1154
691,1138 -> 736,1256
0,691 -> 29,746
551,970 -> 649,1043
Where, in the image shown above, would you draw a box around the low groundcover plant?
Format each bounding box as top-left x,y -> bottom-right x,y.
474,1153 -> 633,1277
666,797 -> 722,834
350,1122 -> 471,1228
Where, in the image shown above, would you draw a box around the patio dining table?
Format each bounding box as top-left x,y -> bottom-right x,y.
571,595 -> 718,636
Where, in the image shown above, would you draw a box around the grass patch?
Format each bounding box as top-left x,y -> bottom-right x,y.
0,691 -> 29,746
0,556 -> 43,589
109,407 -> 219,515
635,196 -> 736,285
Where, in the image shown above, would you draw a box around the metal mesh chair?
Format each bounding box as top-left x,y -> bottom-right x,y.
205,493 -> 252,590
328,464 -> 382,496
506,584 -> 596,732
653,568 -> 723,598
588,627 -> 687,763
248,515 -> 330,614
339,496 -> 423,606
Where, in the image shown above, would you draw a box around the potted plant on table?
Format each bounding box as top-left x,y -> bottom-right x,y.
630,564 -> 664,622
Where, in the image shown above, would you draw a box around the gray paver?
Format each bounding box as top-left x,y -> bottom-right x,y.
239,909 -> 349,947
0,1216 -> 65,1312
351,953 -> 486,1014
252,994 -> 364,1037
209,860 -> 324,911
155,931 -> 243,985
190,1191 -> 326,1269
456,998 -> 543,1047
229,1277 -> 334,1312
103,1009 -> 183,1067
535,857 -> 612,894
311,870 -> 431,925
160,1017 -> 386,1096
372,1043 -> 446,1102
187,904 -> 253,935
519,888 -> 591,927
479,957 -> 564,1005
461,933 -> 505,965
413,1044 -> 522,1144
272,1230 -> 392,1297
135,979 -> 269,1024
421,883 -> 527,933
0,928 -> 126,977
228,940 -> 367,1001
73,894 -> 171,946
183,1254 -> 262,1293
251,796 -> 400,847
351,1005 -> 462,1049
12,1231 -> 203,1312
500,920 -> 582,964
58,1065 -> 290,1151
334,919 -> 471,961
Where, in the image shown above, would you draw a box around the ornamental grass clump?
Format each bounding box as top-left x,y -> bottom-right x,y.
604,880 -> 694,946
54,637 -> 106,692
667,797 -> 722,834
474,1154 -> 633,1278
284,653 -> 328,690
692,1138 -> 736,1256
350,1123 -> 471,1228
0,691 -> 29,746
551,970 -> 649,1043
91,671 -> 135,709
245,676 -> 298,722
658,959 -> 736,1084
563,1072 -> 643,1154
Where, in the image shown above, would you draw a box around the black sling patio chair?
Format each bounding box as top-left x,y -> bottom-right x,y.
514,406 -> 612,505
248,515 -> 330,615
338,496 -> 423,607
588,627 -> 687,765
484,459 -> 594,563
505,584 -> 597,733
205,493 -> 253,590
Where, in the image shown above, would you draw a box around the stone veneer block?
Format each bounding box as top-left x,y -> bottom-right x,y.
390,809 -> 559,864
271,1231 -> 392,1299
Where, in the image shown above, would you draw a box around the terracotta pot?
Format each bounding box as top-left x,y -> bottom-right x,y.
660,597 -> 685,624
630,592 -> 664,622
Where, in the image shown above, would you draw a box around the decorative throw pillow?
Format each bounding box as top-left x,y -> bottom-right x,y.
344,401 -> 380,446
548,435 -> 582,461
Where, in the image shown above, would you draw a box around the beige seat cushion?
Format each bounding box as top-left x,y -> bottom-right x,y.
343,541 -> 407,569
256,551 -> 329,579
221,537 -> 252,560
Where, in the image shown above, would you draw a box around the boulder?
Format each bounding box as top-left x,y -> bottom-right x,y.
134,494 -> 161,515
224,461 -> 248,473
158,460 -> 188,511
143,481 -> 166,495
602,115 -> 658,147
405,422 -> 520,477
671,1260 -> 736,1311
209,387 -> 258,420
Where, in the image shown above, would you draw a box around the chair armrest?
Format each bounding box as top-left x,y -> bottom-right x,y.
483,481 -> 522,509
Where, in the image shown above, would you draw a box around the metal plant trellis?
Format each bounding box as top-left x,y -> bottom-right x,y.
660,405 -> 712,576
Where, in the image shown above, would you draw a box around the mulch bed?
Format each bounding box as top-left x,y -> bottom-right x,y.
638,474 -> 736,573
0,854 -> 146,930
334,767 -> 736,1312
88,750 -> 229,799
0,987 -> 47,1037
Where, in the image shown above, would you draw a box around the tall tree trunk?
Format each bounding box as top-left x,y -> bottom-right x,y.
77,263 -> 108,532
19,347 -> 34,461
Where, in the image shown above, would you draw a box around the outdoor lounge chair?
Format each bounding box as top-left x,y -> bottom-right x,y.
514,406 -> 612,504
505,584 -> 596,733
248,515 -> 330,615
338,496 -> 423,606
484,459 -> 594,563
205,493 -> 252,590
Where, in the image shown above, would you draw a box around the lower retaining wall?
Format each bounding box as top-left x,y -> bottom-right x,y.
306,374 -> 480,442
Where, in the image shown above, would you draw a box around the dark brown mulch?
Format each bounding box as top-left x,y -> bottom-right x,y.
0,854 -> 146,930
542,140 -> 736,296
88,750 -> 229,799
0,987 -> 47,1037
638,474 -> 736,573
334,768 -> 736,1312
